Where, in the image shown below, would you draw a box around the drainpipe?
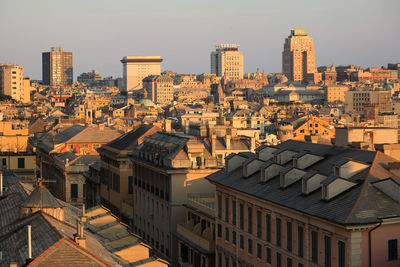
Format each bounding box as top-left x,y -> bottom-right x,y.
368,221 -> 382,267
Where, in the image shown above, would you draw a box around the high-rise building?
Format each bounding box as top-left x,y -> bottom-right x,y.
143,74 -> 174,106
211,44 -> 244,81
282,29 -> 316,82
121,56 -> 162,92
42,46 -> 73,86
0,64 -> 31,103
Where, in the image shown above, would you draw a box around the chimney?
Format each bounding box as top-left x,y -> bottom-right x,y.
28,225 -> 32,260
165,119 -> 172,132
226,135 -> 231,150
74,205 -> 86,248
250,135 -> 256,153
211,134 -> 216,156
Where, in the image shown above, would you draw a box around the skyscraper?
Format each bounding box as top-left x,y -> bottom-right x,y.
211,44 -> 243,81
121,56 -> 162,92
42,47 -> 73,86
0,64 -> 31,103
282,29 -> 316,82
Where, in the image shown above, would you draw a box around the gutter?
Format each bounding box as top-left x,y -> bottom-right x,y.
368,221 -> 382,267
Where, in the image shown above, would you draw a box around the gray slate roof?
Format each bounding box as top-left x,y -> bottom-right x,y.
207,140 -> 400,225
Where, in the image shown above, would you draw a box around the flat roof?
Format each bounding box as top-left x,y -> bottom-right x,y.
121,56 -> 163,63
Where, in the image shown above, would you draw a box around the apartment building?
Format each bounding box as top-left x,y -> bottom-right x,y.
207,140 -> 400,267
130,132 -> 222,264
211,44 -> 244,81
98,124 -> 160,226
0,63 -> 31,103
175,194 -> 216,267
282,29 -> 316,82
42,46 -> 73,86
344,89 -> 391,114
121,56 -> 162,92
143,74 -> 174,106
325,85 -> 350,103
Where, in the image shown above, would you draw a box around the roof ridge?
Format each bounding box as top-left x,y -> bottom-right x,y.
344,151 -> 378,223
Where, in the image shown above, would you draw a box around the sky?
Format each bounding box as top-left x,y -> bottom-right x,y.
0,0 -> 399,80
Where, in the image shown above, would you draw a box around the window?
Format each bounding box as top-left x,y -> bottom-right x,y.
218,252 -> 222,267
276,217 -> 281,247
240,234 -> 244,249
287,221 -> 292,252
298,226 -> 304,257
225,227 -> 229,241
112,173 -> 120,192
248,207 -> 253,234
325,236 -> 331,267
128,176 -> 133,194
218,195 -> 222,219
232,200 -> 236,225
17,158 -> 25,169
225,197 -> 229,222
83,184 -> 86,198
217,224 -> 222,237
2,158 -> 6,168
276,252 -> 281,267
287,258 -> 292,267
225,256 -> 229,267
298,264 -> 304,267
239,203 -> 244,229
338,241 -> 345,267
248,238 -> 253,254
266,247 -> 271,263
389,239 -> 398,260
232,230 -> 236,245
71,184 -> 78,199
257,210 -> 262,237
312,231 -> 318,263
257,243 -> 262,259
266,214 -> 271,242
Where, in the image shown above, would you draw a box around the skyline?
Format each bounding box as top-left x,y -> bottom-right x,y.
1,0 -> 399,80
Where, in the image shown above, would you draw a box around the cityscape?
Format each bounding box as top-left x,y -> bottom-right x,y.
1,1 -> 400,267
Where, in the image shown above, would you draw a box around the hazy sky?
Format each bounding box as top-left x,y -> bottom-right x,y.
1,0 -> 399,80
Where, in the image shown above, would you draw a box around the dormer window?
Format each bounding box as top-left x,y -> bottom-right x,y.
334,166 -> 340,176
293,158 -> 298,167
273,155 -> 278,163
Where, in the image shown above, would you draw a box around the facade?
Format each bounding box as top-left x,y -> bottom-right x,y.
98,124 -> 160,226
0,121 -> 35,178
175,194 -> 216,267
344,89 -> 392,114
211,44 -> 244,81
131,132 -> 222,264
143,75 -> 174,106
0,64 -> 30,103
77,69 -> 101,85
121,56 -> 162,92
325,85 -> 350,103
207,140 -> 400,267
42,46 -> 73,86
335,127 -> 398,148
282,29 -> 316,82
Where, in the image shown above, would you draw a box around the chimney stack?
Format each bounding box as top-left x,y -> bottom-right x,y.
226,135 -> 231,150
251,135 -> 256,153
211,134 -> 216,157
74,205 -> 86,248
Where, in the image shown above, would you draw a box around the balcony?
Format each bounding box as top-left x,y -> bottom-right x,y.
176,222 -> 215,253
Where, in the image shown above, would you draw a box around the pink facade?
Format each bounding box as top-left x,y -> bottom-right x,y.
214,188 -> 400,267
